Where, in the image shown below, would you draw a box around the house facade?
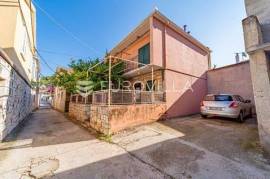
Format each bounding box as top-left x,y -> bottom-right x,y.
0,0 -> 39,140
109,10 -> 211,118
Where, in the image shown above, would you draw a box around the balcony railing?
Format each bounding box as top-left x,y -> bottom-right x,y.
122,56 -> 146,73
70,90 -> 165,105
92,90 -> 165,105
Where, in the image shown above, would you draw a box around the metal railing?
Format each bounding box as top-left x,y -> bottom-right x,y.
70,94 -> 92,104
122,56 -> 148,73
92,90 -> 165,105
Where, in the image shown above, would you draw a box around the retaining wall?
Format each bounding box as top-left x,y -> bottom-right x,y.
69,102 -> 166,135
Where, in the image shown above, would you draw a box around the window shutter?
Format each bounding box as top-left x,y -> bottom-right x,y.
138,43 -> 150,66
144,43 -> 150,64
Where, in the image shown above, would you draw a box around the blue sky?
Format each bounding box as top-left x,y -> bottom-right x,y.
35,0 -> 247,76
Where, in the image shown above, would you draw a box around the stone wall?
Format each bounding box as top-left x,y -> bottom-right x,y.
68,102 -> 90,123
0,56 -> 37,140
68,103 -> 166,135
89,105 -> 110,134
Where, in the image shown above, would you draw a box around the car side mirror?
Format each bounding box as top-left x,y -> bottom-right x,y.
245,100 -> 251,103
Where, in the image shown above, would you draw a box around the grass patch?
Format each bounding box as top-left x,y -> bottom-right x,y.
241,140 -> 262,151
98,134 -> 113,143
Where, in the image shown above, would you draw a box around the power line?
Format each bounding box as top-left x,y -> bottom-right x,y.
32,0 -> 103,56
38,49 -> 91,59
36,49 -> 55,73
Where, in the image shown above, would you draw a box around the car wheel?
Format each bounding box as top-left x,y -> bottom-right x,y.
237,111 -> 244,123
201,114 -> 207,118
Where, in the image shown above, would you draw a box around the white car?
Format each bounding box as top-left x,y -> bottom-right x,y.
200,94 -> 253,122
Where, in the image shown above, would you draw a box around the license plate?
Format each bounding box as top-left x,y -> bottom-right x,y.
209,107 -> 223,111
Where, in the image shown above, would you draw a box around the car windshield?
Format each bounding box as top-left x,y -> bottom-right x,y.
204,95 -> 233,101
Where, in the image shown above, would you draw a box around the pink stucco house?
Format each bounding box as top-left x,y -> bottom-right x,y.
69,10 -> 211,134
109,10 -> 211,118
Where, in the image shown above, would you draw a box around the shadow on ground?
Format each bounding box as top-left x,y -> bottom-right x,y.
52,116 -> 270,179
1,108 -> 270,178
1,108 -> 96,151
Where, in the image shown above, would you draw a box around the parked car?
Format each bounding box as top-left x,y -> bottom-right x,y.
200,94 -> 253,122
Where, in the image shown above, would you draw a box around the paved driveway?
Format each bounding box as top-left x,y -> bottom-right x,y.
0,108 -> 269,178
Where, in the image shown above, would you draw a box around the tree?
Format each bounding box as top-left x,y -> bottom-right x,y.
43,58 -> 124,94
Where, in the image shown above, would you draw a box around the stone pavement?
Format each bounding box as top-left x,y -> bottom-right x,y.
0,108 -> 270,179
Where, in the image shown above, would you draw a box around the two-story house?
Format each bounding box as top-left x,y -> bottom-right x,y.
68,10 -> 211,135
109,10 -> 211,118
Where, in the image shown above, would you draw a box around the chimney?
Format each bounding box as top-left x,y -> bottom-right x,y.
183,25 -> 187,32
235,53 -> 240,63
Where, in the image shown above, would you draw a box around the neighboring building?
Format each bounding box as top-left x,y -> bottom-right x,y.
0,0 -> 39,140
207,60 -> 255,111
52,67 -> 71,112
243,0 -> 270,153
39,84 -> 54,105
53,87 -> 70,112
109,10 -> 211,118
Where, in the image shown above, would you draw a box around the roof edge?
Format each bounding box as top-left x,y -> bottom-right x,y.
152,10 -> 211,53
208,60 -> 249,72
109,10 -> 211,55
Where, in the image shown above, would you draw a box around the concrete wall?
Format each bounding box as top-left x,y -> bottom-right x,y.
151,17 -> 210,118
243,0 -> 270,154
53,87 -> 68,113
116,32 -> 150,63
151,17 -> 164,67
207,61 -> 254,103
129,70 -> 163,91
0,0 -> 38,83
0,55 -> 36,140
245,0 -> 270,43
165,70 -> 207,118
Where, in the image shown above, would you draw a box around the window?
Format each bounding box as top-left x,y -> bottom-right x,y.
32,59 -> 36,80
204,95 -> 233,101
21,27 -> 27,55
146,80 -> 155,91
138,43 -> 150,66
21,26 -> 30,58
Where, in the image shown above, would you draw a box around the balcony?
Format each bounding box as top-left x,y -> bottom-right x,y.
121,56 -> 162,78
